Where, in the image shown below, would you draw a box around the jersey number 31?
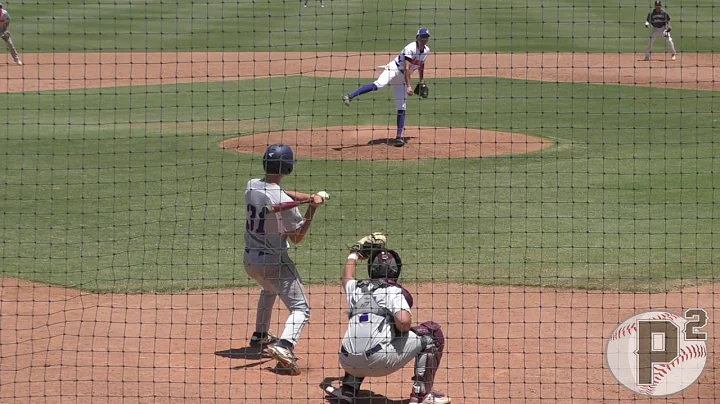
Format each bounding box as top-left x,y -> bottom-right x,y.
246,204 -> 266,233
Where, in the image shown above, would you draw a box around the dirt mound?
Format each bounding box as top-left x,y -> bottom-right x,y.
219,126 -> 551,160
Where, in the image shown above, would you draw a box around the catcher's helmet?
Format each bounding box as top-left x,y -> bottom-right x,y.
263,144 -> 295,175
368,249 -> 403,281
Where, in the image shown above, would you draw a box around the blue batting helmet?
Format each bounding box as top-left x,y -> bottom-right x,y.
416,28 -> 430,39
263,144 -> 296,175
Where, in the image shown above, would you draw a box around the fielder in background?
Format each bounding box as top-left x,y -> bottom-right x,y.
644,0 -> 676,61
243,144 -> 325,375
326,234 -> 450,404
342,28 -> 432,147
0,3 -> 22,65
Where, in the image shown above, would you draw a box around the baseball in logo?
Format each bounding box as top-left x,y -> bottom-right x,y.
606,309 -> 709,397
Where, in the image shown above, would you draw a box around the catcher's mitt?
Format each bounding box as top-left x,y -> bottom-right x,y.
413,82 -> 429,99
349,232 -> 387,259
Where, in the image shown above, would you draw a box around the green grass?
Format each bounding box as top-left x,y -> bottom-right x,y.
2,76 -> 720,293
10,0 -> 720,52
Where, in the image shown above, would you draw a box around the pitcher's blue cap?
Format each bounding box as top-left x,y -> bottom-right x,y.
417,28 -> 430,38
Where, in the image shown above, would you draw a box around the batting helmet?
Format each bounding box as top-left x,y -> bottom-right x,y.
368,249 -> 403,281
263,144 -> 295,175
416,28 -> 430,39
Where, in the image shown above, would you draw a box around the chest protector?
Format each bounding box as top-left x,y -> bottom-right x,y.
348,279 -> 395,322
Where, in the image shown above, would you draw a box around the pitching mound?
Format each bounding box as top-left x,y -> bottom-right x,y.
219,126 -> 551,160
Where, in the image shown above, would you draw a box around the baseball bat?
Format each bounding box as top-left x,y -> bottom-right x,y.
264,199 -> 313,214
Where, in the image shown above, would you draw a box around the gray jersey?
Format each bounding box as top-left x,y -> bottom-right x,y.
244,179 -> 304,256
341,280 -> 411,353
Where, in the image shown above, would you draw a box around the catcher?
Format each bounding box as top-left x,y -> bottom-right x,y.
325,233 -> 450,404
342,28 -> 431,147
643,0 -> 676,61
0,3 -> 22,65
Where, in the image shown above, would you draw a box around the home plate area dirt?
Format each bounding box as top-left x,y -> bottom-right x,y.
0,279 -> 718,403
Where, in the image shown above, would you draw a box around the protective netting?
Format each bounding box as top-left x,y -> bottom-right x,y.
0,0 -> 717,402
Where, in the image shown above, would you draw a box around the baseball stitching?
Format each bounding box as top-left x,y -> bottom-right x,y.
608,312 -> 706,396
636,343 -> 707,396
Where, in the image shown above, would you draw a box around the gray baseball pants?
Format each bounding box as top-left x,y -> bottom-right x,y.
243,250 -> 310,345
339,331 -> 425,377
645,26 -> 676,58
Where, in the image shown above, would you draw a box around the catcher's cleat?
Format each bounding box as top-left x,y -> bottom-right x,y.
410,390 -> 452,404
249,331 -> 278,348
268,345 -> 301,375
324,385 -> 355,403
392,137 -> 406,147
342,94 -> 351,106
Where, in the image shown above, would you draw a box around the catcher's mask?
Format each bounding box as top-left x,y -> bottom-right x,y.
368,249 -> 402,281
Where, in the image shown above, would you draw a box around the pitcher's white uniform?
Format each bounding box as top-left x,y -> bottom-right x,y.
343,28 -> 431,146
375,42 -> 431,111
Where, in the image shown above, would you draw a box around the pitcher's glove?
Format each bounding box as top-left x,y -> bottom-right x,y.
0,32 -> 9,41
413,82 -> 429,98
349,232 -> 387,259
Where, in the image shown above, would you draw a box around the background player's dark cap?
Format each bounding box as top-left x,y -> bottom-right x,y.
654,1 -> 662,6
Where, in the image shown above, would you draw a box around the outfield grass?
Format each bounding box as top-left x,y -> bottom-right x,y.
1,77 -> 719,293
11,0 -> 720,52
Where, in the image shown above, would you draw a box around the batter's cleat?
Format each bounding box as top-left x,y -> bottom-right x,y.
14,58 -> 22,65
671,54 -> 676,61
392,137 -> 406,147
410,390 -> 452,404
267,345 -> 301,375
249,331 -> 278,348
342,94 -> 351,106
643,56 -> 650,61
